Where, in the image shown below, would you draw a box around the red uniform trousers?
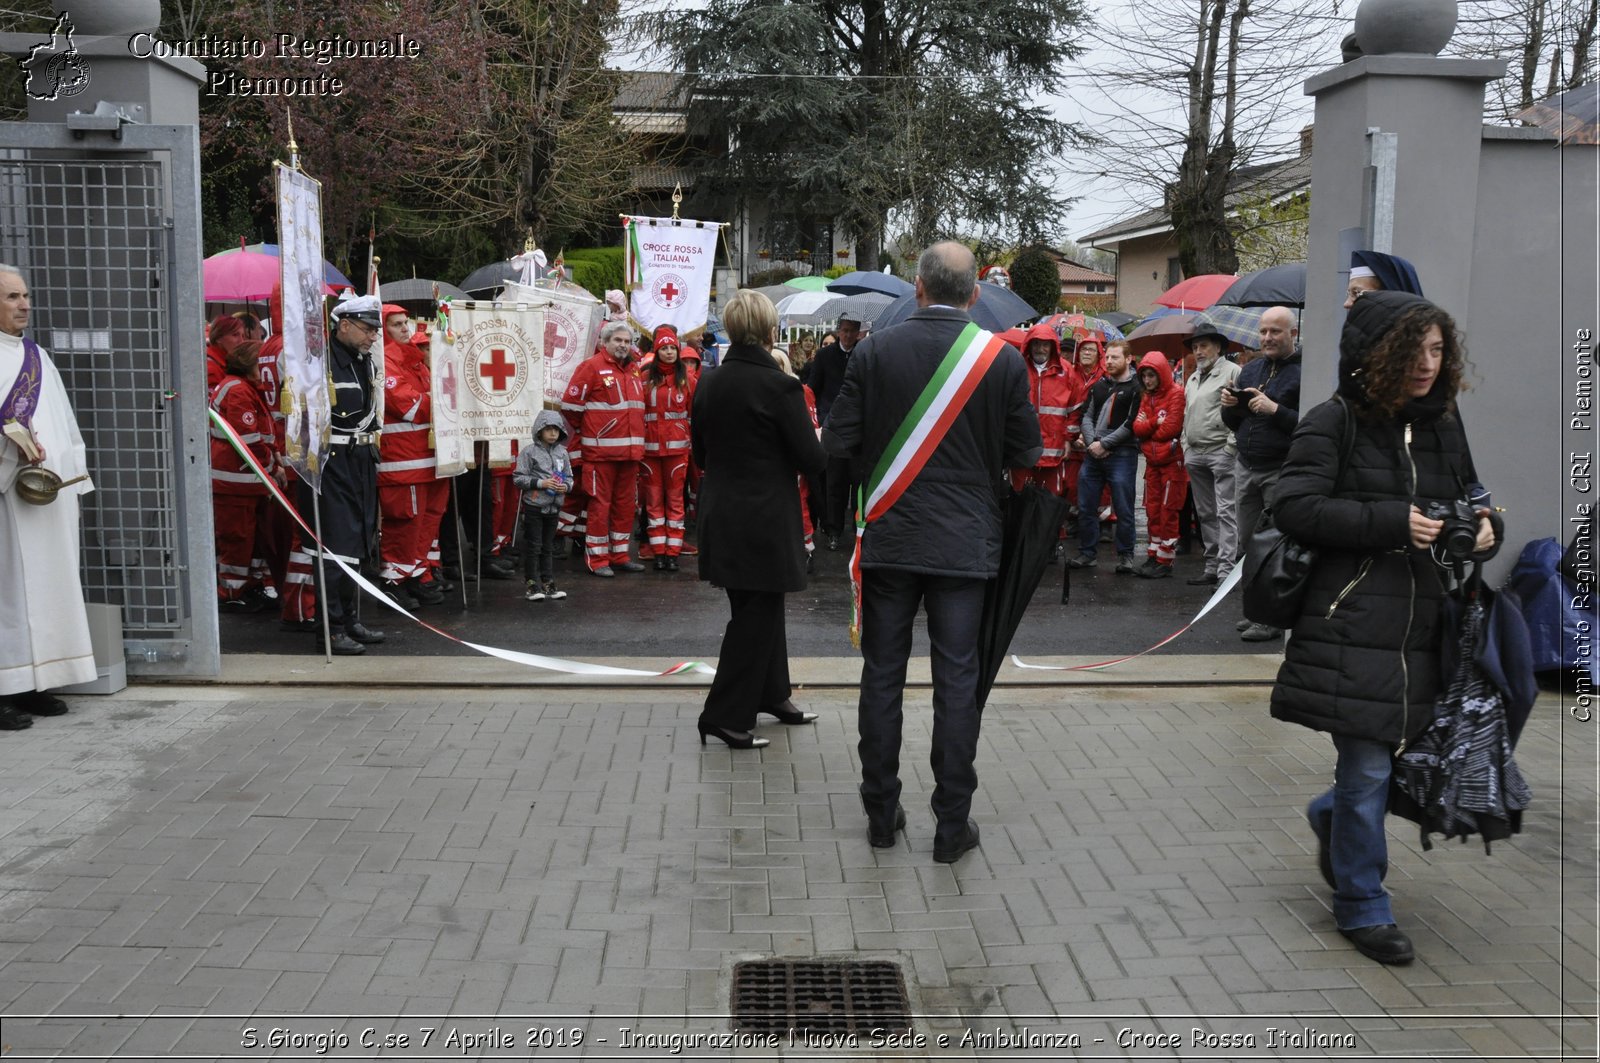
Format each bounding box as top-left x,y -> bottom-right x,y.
379,481 -> 448,583
489,470 -> 519,558
641,455 -> 690,557
279,524 -> 319,623
582,460 -> 639,570
798,475 -> 814,552
1062,453 -> 1084,508
1144,462 -> 1190,565
214,494 -> 270,601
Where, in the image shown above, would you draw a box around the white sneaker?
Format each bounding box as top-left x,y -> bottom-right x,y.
544,582 -> 567,601
525,584 -> 546,602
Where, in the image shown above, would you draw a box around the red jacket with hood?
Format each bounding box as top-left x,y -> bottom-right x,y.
1132,351 -> 1185,467
1018,323 -> 1085,468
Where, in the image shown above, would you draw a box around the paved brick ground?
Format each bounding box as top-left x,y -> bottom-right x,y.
0,683 -> 1593,1060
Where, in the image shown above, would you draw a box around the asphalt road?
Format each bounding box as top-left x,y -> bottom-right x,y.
220,537 -> 1251,661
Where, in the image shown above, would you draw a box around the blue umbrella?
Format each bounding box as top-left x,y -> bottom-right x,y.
826,271 -> 914,298
873,282 -> 1035,333
210,242 -> 353,289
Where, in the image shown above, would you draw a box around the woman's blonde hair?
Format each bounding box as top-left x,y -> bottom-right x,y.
771,350 -> 797,378
722,289 -> 778,347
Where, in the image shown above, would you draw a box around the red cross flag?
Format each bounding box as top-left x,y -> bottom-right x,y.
501,279 -> 603,406
429,299 -> 546,476
623,215 -> 724,337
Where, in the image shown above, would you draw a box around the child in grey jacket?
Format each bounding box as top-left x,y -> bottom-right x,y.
512,409 -> 573,600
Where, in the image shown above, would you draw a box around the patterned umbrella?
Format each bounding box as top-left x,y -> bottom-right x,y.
1192,305 -> 1263,349
1042,312 -> 1126,343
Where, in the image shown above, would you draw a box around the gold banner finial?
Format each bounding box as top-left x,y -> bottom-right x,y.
285,108 -> 300,171
524,229 -> 536,254
671,182 -> 683,221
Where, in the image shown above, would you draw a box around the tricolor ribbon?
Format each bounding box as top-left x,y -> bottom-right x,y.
1010,565 -> 1244,672
209,407 -> 714,678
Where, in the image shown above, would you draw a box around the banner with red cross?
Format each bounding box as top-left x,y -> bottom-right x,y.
623,215 -> 724,337
501,279 -> 604,406
429,300 -> 546,476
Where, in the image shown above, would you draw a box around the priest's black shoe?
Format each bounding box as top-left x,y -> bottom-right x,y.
1339,924 -> 1413,965
761,700 -> 817,725
14,691 -> 68,716
1186,572 -> 1220,586
932,820 -> 980,864
867,805 -> 906,848
347,623 -> 386,644
327,631 -> 366,656
0,702 -> 34,729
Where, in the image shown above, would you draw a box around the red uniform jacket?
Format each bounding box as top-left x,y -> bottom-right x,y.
1132,351 -> 1185,467
562,349 -> 645,462
643,370 -> 695,457
209,374 -> 276,495
206,343 -> 227,390
378,340 -> 435,485
1018,323 -> 1086,469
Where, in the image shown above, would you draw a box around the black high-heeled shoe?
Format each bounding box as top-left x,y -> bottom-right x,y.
698,722 -> 770,749
761,700 -> 818,725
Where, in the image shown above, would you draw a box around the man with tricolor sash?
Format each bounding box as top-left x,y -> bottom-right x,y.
822,242 -> 1041,864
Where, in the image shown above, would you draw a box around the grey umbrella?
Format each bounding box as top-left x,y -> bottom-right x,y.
382,278 -> 467,303
459,260 -> 520,296
826,293 -> 894,329
874,282 -> 1036,332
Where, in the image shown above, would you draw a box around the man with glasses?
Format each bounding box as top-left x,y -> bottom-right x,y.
306,295 -> 387,655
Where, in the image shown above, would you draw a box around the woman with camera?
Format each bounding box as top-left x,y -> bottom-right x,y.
1269,290 -> 1500,967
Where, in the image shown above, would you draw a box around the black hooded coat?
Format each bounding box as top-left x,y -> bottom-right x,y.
1269,291 -> 1499,746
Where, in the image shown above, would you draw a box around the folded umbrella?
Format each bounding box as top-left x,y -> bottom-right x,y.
977,486 -> 1070,712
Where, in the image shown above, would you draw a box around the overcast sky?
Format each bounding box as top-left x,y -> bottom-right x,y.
612,0 -> 1358,247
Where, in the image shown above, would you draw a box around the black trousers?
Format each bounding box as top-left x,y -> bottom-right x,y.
823,454 -> 858,538
299,446 -> 376,632
856,569 -> 985,841
519,507 -> 559,583
701,588 -> 791,730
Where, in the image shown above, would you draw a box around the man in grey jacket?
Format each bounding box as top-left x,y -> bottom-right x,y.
1069,341 -> 1142,573
1180,326 -> 1240,586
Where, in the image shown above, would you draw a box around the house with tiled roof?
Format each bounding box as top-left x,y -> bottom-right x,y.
1053,256 -> 1117,311
1078,130 -> 1313,311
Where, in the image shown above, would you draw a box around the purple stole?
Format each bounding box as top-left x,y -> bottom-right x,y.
2,337 -> 43,431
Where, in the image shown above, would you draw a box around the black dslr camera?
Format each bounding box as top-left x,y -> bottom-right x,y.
1422,498 -> 1479,560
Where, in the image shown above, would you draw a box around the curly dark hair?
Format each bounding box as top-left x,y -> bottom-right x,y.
1358,303 -> 1470,418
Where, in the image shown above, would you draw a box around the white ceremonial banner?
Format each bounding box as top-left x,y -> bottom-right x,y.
274,162 -> 331,489
430,301 -> 546,476
623,215 -> 723,336
501,279 -> 603,406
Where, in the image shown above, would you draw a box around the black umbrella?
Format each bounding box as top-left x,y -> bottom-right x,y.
1098,310 -> 1138,329
1214,262 -> 1306,308
459,260 -> 520,296
873,282 -> 1037,333
977,486 -> 1071,712
382,278 -> 467,304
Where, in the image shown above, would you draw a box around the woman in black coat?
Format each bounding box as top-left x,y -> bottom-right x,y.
1271,290 -> 1501,967
690,290 -> 828,749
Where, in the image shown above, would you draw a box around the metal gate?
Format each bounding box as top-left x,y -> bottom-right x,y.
0,122 -> 216,677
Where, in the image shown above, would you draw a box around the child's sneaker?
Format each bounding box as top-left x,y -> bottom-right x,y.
544,580 -> 567,601
524,581 -> 546,602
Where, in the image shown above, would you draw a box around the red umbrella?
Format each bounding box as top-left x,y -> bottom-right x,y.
204,250 -> 336,302
1155,273 -> 1238,310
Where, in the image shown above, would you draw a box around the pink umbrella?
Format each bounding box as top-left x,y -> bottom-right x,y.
203,250 -> 337,302
1154,273 -> 1238,310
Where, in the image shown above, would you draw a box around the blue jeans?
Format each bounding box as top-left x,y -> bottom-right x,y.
1075,448 -> 1137,557
1308,733 -> 1395,929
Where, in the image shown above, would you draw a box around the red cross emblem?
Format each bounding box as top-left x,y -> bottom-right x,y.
659,281 -> 680,303
544,320 -> 569,361
479,347 -> 515,391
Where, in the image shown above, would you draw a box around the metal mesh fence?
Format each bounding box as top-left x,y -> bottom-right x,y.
0,153 -> 183,634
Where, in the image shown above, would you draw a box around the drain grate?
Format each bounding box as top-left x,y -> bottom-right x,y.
732,959 -> 911,1037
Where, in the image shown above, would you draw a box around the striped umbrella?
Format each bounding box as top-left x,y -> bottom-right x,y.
1192,305 -> 1263,349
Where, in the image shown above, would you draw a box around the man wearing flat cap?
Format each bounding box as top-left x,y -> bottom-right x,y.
309,295 -> 387,655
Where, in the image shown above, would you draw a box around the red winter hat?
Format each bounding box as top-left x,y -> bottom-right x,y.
653,325 -> 679,351
382,303 -> 409,320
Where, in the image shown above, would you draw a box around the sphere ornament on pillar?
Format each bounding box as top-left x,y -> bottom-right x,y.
53,0 -> 161,35
1352,0 -> 1458,57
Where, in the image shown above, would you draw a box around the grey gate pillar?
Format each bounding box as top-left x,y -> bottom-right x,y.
1301,35 -> 1504,397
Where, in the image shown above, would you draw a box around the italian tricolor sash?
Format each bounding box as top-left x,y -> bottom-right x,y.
850,322 -> 1007,646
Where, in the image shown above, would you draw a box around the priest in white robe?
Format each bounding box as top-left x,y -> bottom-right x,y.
0,264 -> 95,729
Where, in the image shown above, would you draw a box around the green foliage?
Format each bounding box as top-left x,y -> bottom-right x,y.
1010,246 -> 1062,317
562,248 -> 625,298
822,264 -> 852,280
1231,193 -> 1309,273
647,0 -> 1091,255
